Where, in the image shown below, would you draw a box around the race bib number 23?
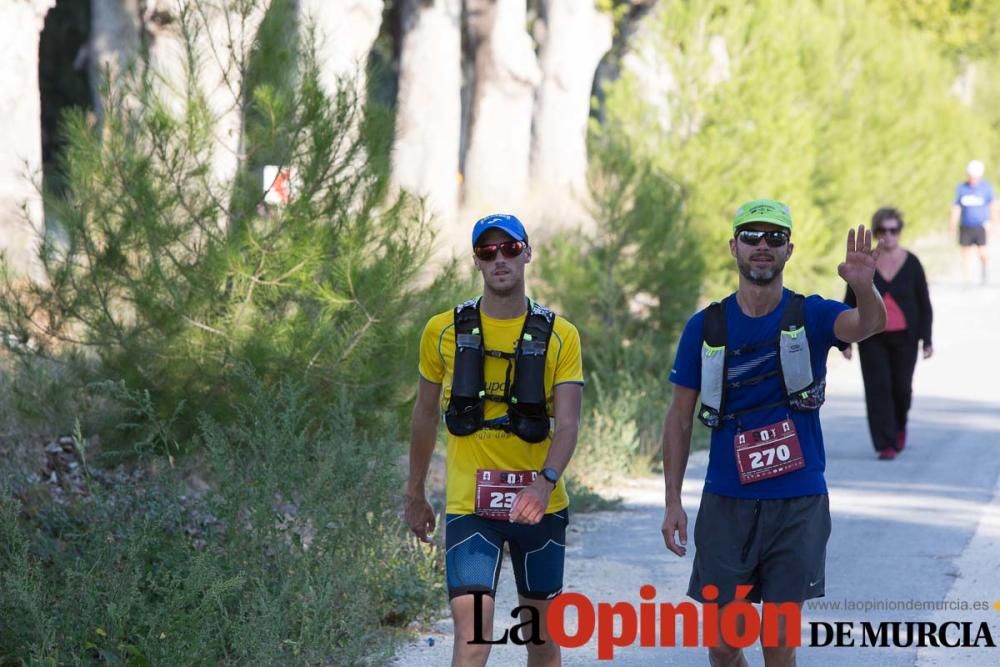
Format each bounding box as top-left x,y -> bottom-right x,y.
475,469 -> 536,520
734,419 -> 805,484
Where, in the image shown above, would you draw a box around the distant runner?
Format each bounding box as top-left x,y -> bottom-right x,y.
405,213 -> 584,667
660,199 -> 887,666
949,159 -> 996,285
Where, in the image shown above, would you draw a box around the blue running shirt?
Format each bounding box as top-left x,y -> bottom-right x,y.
669,289 -> 849,498
954,180 -> 995,227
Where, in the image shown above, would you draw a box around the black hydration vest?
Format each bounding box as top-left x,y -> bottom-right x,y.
444,298 -> 556,443
697,292 -> 825,429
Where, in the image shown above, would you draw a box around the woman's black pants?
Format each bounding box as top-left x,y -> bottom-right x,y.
858,331 -> 919,452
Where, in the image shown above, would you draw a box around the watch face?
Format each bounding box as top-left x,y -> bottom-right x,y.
542,468 -> 558,483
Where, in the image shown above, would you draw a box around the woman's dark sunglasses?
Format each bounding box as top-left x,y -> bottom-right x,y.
876,227 -> 901,236
474,240 -> 527,261
736,229 -> 789,248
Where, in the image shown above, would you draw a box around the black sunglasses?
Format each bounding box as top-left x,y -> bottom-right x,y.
736,229 -> 789,248
474,240 -> 527,261
876,227 -> 901,236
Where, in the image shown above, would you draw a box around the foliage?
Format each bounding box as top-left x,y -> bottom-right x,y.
0,375 -> 443,665
535,129 -> 703,467
603,0 -> 992,299
875,0 -> 1000,59
0,0 -> 459,449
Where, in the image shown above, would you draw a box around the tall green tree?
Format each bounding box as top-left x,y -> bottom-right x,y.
0,0 -> 456,445
604,0 -> 991,298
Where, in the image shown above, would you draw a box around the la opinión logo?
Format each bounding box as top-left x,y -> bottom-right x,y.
466,586 -> 999,661
469,584 -> 800,660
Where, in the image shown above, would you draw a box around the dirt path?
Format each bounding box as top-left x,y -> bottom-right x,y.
393,244 -> 1000,666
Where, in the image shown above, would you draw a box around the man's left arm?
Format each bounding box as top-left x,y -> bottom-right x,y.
834,224 -> 887,344
508,382 -> 582,524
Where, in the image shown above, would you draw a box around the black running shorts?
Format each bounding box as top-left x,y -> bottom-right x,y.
445,510 -> 568,600
688,492 -> 831,604
959,225 -> 987,246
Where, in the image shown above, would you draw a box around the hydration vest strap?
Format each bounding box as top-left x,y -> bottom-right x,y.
702,300 -> 727,348
698,292 -> 821,430
511,300 -> 556,403
777,293 -> 816,398
698,298 -> 730,427
508,300 -> 556,443
444,298 -> 487,437
723,398 -> 789,422
779,292 -> 806,332
727,369 -> 780,390
456,333 -> 482,350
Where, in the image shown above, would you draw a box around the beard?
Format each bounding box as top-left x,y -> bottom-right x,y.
737,254 -> 786,285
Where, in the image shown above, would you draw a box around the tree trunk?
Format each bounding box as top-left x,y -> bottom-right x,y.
462,0 -> 540,215
392,0 -> 462,232
0,0 -> 56,278
89,0 -> 142,119
297,0 -> 384,102
530,0 -> 612,218
145,0 -> 265,223
951,61 -> 976,107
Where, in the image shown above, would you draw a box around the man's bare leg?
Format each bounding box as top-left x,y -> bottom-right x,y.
707,607 -> 749,667
708,643 -> 751,667
517,595 -> 562,667
762,603 -> 799,667
451,593 -> 495,667
963,245 -> 978,283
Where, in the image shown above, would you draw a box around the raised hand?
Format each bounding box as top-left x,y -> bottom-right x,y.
838,224 -> 879,289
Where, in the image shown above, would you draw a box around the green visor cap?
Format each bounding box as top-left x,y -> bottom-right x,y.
732,198 -> 793,232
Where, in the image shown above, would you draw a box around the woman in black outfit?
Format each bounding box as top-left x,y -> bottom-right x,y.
843,207 -> 933,460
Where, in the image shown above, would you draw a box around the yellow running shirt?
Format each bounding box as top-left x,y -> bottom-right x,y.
418,302 -> 584,515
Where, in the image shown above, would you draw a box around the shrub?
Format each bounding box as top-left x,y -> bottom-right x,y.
0,374 -> 443,665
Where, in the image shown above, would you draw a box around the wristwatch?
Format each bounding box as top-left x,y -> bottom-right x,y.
540,467 -> 559,487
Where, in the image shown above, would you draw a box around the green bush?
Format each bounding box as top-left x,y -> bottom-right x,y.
0,374 -> 443,666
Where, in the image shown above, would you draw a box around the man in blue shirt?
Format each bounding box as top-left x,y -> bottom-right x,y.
660,199 -> 886,667
949,159 -> 996,284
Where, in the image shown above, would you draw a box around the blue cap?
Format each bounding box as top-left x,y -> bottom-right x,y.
471,213 -> 528,247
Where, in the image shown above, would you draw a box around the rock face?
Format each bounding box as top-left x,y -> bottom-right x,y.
462,0 -> 541,217
530,0 -> 612,219
0,0 -> 56,278
392,0 -> 463,233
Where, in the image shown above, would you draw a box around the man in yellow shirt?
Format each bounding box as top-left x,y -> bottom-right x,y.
406,213 -> 584,667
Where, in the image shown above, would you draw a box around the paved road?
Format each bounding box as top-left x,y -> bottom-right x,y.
394,264 -> 1000,666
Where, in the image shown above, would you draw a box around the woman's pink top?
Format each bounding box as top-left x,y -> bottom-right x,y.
883,293 -> 908,332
